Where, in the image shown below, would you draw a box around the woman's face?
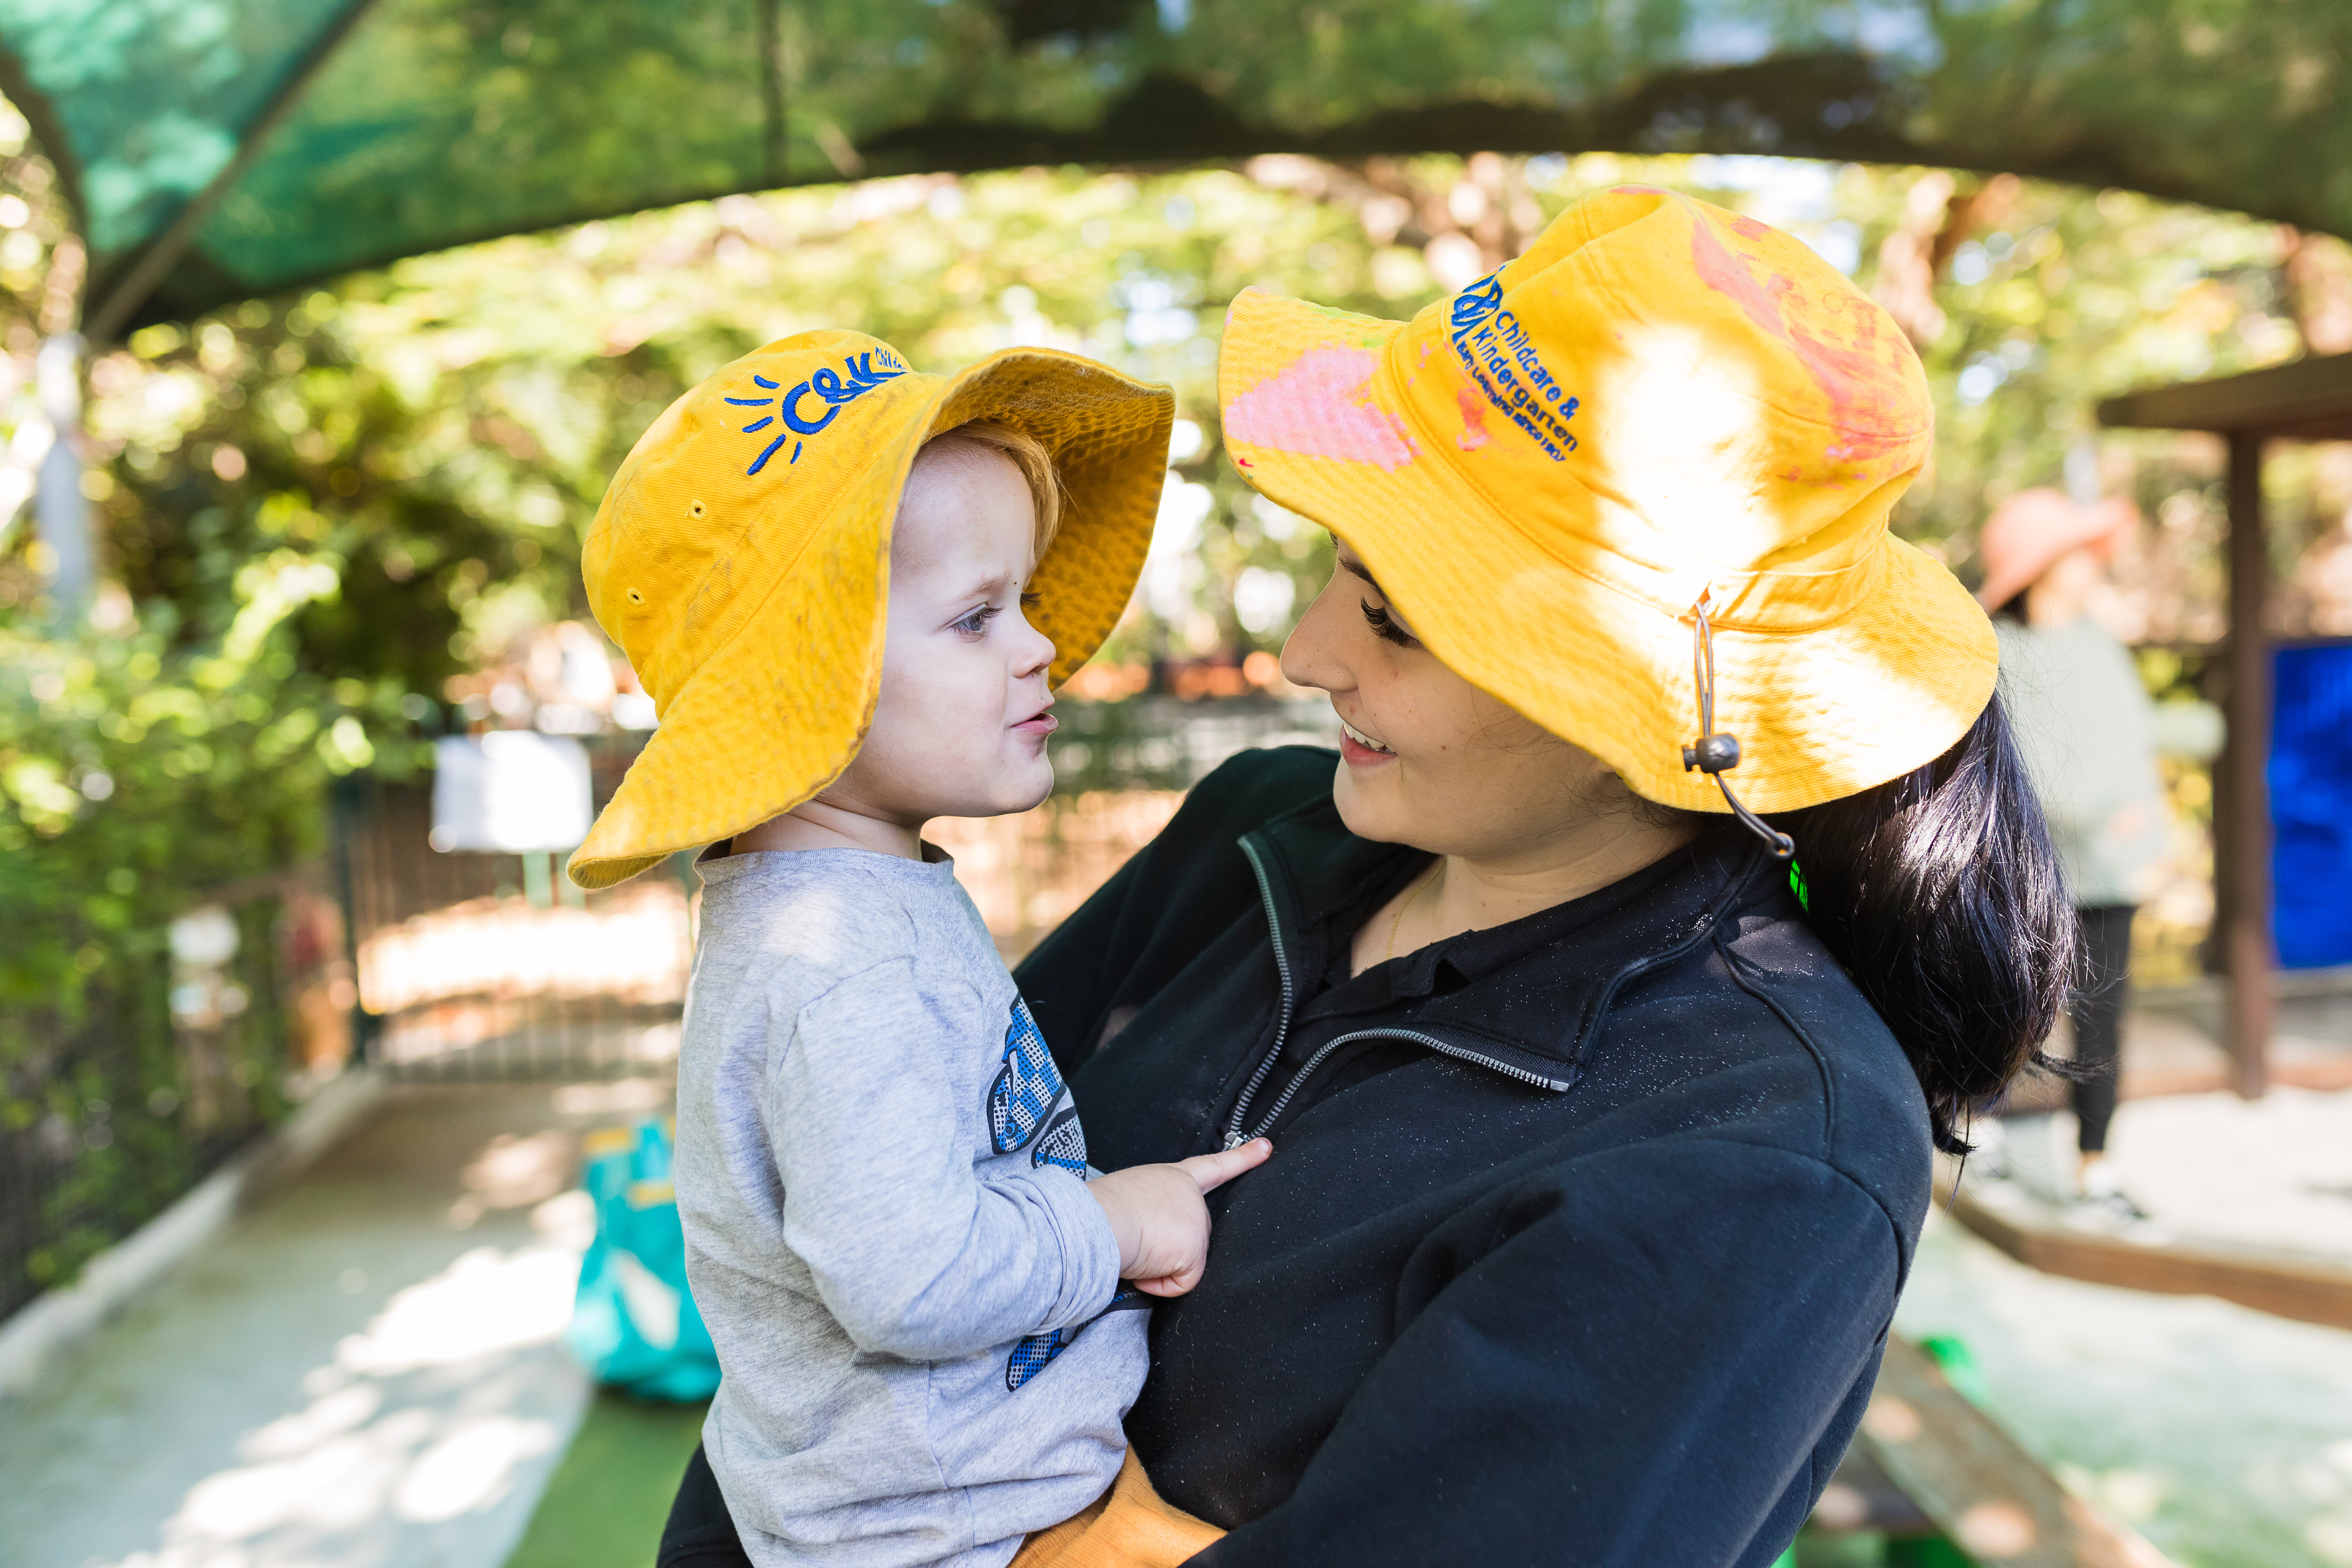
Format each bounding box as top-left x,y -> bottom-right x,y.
2025,544 -> 2105,629
1279,537 -> 1641,861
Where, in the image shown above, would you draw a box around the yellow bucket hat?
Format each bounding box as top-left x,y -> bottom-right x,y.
1220,186 -> 1994,814
569,331 -> 1173,889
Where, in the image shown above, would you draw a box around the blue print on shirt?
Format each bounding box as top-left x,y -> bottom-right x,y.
1031,1107 -> 1088,1176
1007,1326 -> 1071,1390
988,999 -> 1063,1155
997,1000 -> 1120,1391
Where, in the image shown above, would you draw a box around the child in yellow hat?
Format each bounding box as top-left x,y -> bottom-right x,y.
570,332 -> 1258,1567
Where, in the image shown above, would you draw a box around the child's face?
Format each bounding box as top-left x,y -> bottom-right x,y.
829,446 -> 1057,825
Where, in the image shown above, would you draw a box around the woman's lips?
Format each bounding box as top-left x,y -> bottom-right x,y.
1337,715 -> 1394,766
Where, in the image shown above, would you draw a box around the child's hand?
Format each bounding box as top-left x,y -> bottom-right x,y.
1086,1139 -> 1273,1297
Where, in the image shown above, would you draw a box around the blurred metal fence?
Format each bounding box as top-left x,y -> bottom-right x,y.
338,743 -> 695,1083
331,777 -> 1189,1081
337,700 -> 1339,1082
0,879 -> 334,1321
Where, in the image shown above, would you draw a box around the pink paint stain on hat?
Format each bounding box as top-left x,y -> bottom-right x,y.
1222,346 -> 1418,472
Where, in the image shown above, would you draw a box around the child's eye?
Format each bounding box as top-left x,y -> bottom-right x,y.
952,605 -> 1002,638
1020,592 -> 1042,610
1360,600 -> 1417,648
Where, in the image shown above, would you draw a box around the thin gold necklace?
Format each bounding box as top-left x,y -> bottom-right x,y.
1385,863 -> 1442,964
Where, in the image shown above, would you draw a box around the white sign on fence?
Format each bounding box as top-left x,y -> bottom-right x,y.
430,733 -> 594,853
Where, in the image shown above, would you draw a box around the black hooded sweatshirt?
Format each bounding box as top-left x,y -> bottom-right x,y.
658,745 -> 1931,1568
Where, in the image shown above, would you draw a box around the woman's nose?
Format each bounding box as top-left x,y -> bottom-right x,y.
1279,575 -> 1353,695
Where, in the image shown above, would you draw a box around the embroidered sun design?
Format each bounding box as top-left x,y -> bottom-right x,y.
727,349 -> 910,475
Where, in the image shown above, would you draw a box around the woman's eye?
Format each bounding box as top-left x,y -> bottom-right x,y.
1360,599 -> 1417,648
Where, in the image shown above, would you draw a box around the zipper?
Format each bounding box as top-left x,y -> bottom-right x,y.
1228,1026 -> 1568,1147
1222,839 -> 1571,1150
1223,838 -> 1296,1150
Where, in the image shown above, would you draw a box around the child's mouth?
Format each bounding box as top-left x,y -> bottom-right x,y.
1013,708 -> 1058,736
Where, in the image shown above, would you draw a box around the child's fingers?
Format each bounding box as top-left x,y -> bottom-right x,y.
1130,1261 -> 1204,1297
1175,1139 -> 1272,1194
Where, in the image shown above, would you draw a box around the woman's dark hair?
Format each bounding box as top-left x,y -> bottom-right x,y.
1989,591 -> 2028,623
1771,692 -> 2077,1156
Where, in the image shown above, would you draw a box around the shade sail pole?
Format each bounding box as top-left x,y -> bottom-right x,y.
79,0 -> 381,345
33,331 -> 86,608
2222,431 -> 2272,1098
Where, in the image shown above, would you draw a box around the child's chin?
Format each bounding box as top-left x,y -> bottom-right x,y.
960,761 -> 1054,818
1008,767 -> 1056,814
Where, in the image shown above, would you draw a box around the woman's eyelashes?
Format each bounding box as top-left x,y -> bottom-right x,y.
1360,599 -> 1417,648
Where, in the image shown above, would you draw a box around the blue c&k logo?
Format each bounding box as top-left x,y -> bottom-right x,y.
1450,273 -> 1504,331
727,348 -> 908,475
1447,270 -> 1579,461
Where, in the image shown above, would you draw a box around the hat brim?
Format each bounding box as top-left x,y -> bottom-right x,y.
1222,289 -> 1996,813
570,349 -> 1171,889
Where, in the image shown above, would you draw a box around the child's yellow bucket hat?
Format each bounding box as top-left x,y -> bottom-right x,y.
1219,185 -> 1994,814
569,331 -> 1172,889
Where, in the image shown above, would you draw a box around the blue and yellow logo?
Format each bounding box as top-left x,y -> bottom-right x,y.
1448,271 -> 1580,461
727,348 -> 908,474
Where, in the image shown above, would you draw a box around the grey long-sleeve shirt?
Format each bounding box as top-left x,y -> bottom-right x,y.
1995,617 -> 2167,908
677,846 -> 1147,1568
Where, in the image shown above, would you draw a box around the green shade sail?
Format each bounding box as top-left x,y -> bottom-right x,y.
4,0 -> 2349,337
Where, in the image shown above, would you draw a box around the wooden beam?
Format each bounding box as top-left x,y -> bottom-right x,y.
2221,433 -> 2273,1097
1947,1187 -> 2352,1332
1858,1337 -> 2176,1567
2098,352 -> 2352,438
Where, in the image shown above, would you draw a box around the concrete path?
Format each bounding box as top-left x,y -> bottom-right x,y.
1898,1204 -> 2352,1568
0,1078 -> 671,1568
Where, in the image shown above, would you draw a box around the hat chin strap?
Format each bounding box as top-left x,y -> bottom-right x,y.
1680,591 -> 1795,862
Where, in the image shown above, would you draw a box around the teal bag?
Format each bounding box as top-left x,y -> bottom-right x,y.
563,1120 -> 722,1402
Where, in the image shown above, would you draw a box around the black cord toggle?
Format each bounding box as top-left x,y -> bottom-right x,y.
1682,733 -> 1740,774
1684,591 -> 1795,862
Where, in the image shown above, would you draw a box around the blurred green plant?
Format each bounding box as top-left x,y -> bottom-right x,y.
0,556 -> 399,1005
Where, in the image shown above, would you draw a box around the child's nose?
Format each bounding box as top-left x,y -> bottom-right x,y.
1011,612 -> 1056,680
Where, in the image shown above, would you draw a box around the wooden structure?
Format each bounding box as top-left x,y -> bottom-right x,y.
2098,353 -> 2352,1096
1947,1184 -> 2352,1333
1856,1338 -> 2175,1567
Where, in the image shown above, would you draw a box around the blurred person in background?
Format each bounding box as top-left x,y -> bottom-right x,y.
1979,488 -> 2168,1224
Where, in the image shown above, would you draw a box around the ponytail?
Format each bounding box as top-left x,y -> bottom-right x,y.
1773,692 -> 2078,1156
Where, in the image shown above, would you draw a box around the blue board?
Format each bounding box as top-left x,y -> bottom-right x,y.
2272,643 -> 2352,969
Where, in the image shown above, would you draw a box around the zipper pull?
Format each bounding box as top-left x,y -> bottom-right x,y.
1223,1131 -> 1248,1152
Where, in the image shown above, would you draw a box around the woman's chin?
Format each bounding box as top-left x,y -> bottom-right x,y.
1330,763 -> 1411,846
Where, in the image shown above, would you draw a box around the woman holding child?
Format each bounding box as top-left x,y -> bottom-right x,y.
610,188 -> 2073,1568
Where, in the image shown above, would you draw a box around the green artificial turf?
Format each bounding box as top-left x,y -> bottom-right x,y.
507,1393 -> 710,1568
